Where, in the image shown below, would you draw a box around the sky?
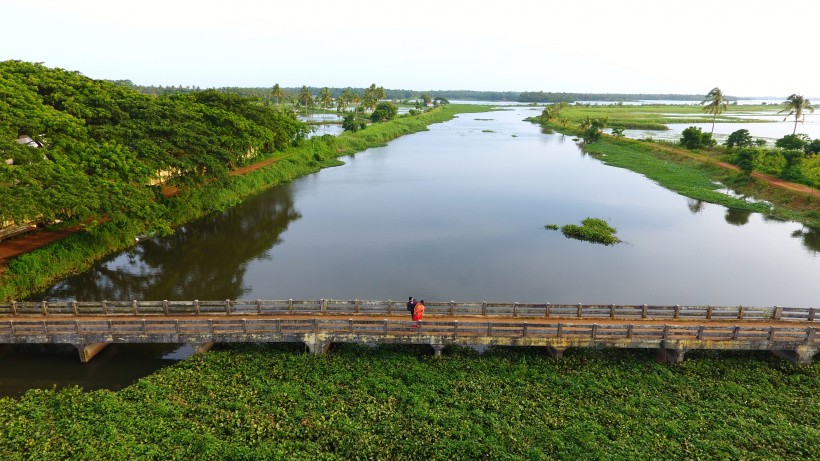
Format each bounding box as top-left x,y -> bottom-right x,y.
2,0 -> 819,97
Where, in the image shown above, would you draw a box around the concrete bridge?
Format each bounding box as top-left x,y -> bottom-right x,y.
0,299 -> 817,364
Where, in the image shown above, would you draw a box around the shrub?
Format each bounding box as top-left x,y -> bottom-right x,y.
680,126 -> 716,150
725,129 -> 754,148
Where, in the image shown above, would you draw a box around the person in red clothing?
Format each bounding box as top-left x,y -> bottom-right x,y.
412,299 -> 425,327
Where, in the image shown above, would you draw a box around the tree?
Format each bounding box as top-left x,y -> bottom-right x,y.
271,83 -> 284,107
734,148 -> 759,175
725,129 -> 753,148
319,87 -> 333,114
342,113 -> 366,132
701,87 -> 728,134
370,102 -> 398,123
779,94 -> 814,134
541,101 -> 568,122
680,126 -> 716,150
337,88 -> 355,113
775,133 -> 810,151
611,127 -> 625,138
297,86 -> 313,116
580,117 -> 607,143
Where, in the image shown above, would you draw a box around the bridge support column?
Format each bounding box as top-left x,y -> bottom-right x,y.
657,347 -> 688,364
546,346 -> 566,359
76,342 -> 110,363
771,346 -> 818,365
193,342 -> 215,355
304,337 -> 331,355
432,345 -> 445,357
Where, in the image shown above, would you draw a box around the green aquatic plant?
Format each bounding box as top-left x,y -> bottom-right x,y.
560,218 -> 621,245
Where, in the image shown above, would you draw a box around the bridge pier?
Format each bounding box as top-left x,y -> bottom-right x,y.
193,342 -> 215,355
657,347 -> 689,364
75,342 -> 110,363
771,346 -> 818,365
546,346 -> 566,359
304,337 -> 331,355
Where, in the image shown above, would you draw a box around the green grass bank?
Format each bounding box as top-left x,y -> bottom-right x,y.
536,122 -> 820,229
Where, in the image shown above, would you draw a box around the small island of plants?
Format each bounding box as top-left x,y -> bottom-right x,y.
546,218 -> 622,245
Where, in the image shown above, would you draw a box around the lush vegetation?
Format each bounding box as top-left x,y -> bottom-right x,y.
548,218 -> 622,245
1,344 -> 817,460
529,105 -> 820,228
1,60 -> 309,229
0,61 -> 492,300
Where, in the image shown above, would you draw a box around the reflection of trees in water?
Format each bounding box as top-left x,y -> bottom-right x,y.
724,208 -> 752,226
39,184 -> 301,301
687,199 -> 705,214
791,226 -> 820,254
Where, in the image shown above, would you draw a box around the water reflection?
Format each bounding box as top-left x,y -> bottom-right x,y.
0,343 -> 192,397
725,208 -> 752,226
792,227 -> 820,254
35,183 -> 301,301
687,199 -> 705,214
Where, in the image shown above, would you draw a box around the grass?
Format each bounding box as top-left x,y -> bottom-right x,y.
1,344 -> 817,460
547,104 -> 777,130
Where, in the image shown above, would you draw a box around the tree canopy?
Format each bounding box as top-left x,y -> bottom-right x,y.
0,60 -> 308,228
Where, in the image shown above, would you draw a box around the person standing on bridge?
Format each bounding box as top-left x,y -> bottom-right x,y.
407,296 -> 417,320
412,299 -> 425,328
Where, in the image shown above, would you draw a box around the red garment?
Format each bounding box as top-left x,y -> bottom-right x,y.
412,303 -> 425,321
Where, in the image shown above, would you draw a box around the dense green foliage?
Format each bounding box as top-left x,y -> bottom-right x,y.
370,102 -> 398,123
725,129 -> 754,148
560,218 -> 621,245
680,126 -> 716,150
1,345 -> 817,460
0,60 -> 308,228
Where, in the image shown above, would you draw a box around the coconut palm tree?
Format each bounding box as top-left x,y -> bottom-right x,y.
701,87 -> 728,134
779,94 -> 814,135
298,86 -> 314,117
271,83 -> 284,107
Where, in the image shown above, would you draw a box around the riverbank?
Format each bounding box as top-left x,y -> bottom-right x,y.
0,104 -> 493,301
1,344 -> 816,459
535,122 -> 820,229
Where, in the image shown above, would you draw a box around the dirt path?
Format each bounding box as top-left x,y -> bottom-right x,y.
650,143 -> 820,198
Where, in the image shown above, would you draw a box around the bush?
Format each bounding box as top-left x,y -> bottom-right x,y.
775,134 -> 810,151
370,102 -> 398,123
734,148 -> 760,174
725,129 -> 753,148
680,126 -> 716,150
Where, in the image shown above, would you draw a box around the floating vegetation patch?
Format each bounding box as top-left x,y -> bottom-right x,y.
546,218 -> 621,245
474,118 -> 494,121
482,130 -> 495,133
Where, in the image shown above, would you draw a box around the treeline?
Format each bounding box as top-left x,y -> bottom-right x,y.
0,61 -> 309,230
115,82 -> 723,104
517,91 -> 710,103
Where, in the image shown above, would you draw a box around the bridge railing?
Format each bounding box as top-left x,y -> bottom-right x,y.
1,318 -> 816,345
0,300 -> 816,322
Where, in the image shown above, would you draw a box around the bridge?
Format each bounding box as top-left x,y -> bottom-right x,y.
0,299 -> 817,364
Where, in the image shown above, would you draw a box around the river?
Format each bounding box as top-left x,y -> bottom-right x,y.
5,105 -> 819,396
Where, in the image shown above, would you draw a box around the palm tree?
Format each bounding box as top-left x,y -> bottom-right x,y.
337,88 -> 354,113
318,87 -> 333,133
779,94 -> 814,135
297,86 -> 314,117
701,87 -> 728,134
271,83 -> 284,107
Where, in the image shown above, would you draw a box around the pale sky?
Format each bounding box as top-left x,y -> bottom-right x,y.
2,0 -> 819,97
